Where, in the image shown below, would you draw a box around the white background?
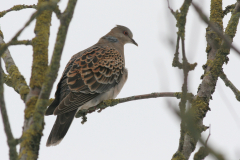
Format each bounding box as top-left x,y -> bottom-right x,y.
1,0 -> 240,159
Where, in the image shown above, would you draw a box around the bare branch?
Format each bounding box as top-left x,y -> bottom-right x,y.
192,2 -> 240,57
19,0 -> 78,159
167,0 -> 176,16
223,4 -> 236,18
75,92 -> 194,123
53,4 -> 61,19
0,1 -> 58,58
220,71 -> 240,101
0,34 -> 29,101
35,0 -> 78,101
169,105 -> 225,160
0,4 -> 37,18
185,1 -> 240,160
10,40 -> 32,46
0,56 -> 18,160
205,124 -> 211,146
1,68 -> 12,87
168,0 -> 201,159
172,36 -> 182,68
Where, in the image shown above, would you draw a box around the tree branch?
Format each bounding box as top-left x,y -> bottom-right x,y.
193,125 -> 211,160
1,68 -> 12,87
53,4 -> 61,19
10,40 -> 32,46
192,2 -> 240,57
223,4 -> 236,18
185,1 -> 240,160
19,0 -> 78,159
167,0 -> 200,159
0,1 -> 58,58
18,0 -> 58,159
167,0 -> 176,16
0,33 -> 30,101
170,105 -> 225,160
75,92 -> 194,122
220,71 -> 240,101
0,4 -> 37,18
0,56 -> 18,160
172,36 -> 183,69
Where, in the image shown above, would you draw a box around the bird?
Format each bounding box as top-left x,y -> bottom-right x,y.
45,25 -> 138,146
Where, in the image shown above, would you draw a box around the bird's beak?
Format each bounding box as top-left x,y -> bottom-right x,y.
131,38 -> 138,46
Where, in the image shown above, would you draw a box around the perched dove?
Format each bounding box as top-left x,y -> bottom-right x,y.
45,25 -> 138,146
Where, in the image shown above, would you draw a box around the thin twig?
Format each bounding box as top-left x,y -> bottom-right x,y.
53,4 -> 61,19
167,0 -> 176,16
220,71 -> 240,101
193,125 -> 211,160
75,92 -> 194,121
223,4 -> 236,18
1,68 -> 12,87
181,111 -> 223,159
0,4 -> 37,18
0,1 -> 58,58
10,40 -> 32,45
0,57 -> 18,160
169,105 -> 225,160
0,33 -> 29,101
205,124 -> 211,146
172,36 -> 183,69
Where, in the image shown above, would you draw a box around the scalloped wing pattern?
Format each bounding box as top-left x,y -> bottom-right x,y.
67,46 -> 124,94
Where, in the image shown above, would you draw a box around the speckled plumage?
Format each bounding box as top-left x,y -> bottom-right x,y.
45,25 -> 137,146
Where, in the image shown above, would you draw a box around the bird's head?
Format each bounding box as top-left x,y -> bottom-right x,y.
107,25 -> 138,46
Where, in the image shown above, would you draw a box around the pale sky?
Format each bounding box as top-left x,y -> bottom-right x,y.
1,0 -> 240,160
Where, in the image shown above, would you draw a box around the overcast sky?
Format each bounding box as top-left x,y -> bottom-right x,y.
1,0 -> 240,160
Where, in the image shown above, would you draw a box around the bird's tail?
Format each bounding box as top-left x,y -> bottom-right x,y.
46,109 -> 77,146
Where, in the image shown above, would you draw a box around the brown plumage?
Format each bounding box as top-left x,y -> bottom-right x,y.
45,25 -> 137,146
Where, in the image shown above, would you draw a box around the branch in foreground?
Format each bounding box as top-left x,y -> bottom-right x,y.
185,1 -> 240,160
169,105 -> 225,160
75,92 -> 194,122
0,34 -> 29,101
18,1 -> 78,160
0,4 -> 37,18
220,71 -> 240,101
0,56 -> 18,160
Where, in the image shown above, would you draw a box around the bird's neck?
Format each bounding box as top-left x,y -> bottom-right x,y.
98,35 -> 125,56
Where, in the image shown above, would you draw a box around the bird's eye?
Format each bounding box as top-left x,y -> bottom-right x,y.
123,31 -> 128,36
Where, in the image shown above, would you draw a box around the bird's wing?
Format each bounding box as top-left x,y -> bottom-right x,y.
45,55 -> 77,116
53,46 -> 124,115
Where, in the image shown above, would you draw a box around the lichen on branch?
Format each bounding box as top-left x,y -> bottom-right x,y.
75,92 -> 194,124
0,33 -> 30,101
0,4 -> 37,18
19,0 -> 78,159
